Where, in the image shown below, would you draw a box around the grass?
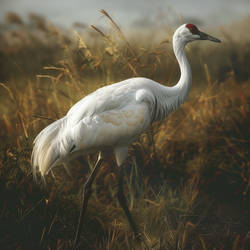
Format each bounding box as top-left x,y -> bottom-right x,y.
0,10 -> 250,249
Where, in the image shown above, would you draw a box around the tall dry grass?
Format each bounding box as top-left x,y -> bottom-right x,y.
0,11 -> 250,250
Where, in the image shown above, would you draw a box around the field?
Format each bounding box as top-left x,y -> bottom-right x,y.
0,11 -> 250,249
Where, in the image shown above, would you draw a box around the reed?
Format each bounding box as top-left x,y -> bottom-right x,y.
0,11 -> 249,250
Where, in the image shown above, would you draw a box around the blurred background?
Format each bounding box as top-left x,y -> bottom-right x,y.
1,0 -> 250,28
0,1 -> 250,250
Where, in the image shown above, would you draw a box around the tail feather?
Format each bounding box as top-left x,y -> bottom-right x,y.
32,117 -> 71,178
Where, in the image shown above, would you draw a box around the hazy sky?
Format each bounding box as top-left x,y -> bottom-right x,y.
0,0 -> 250,28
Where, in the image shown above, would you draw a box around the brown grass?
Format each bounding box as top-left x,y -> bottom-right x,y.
0,11 -> 250,250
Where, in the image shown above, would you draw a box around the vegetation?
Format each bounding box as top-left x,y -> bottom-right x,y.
0,11 -> 250,250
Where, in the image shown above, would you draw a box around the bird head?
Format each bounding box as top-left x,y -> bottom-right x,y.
174,23 -> 221,44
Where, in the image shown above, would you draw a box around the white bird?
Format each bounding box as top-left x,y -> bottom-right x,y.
31,23 -> 221,249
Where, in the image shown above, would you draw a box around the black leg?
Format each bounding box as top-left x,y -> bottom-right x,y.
73,153 -> 104,250
117,164 -> 140,238
117,164 -> 151,250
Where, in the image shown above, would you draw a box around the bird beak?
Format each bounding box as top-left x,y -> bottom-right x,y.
199,31 -> 221,43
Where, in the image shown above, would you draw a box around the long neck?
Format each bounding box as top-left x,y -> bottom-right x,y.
152,37 -> 192,120
172,37 -> 192,98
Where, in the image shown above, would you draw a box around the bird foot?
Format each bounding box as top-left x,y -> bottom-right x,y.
134,232 -> 152,250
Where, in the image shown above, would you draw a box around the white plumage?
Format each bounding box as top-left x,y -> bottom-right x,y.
31,23 -> 221,178
31,23 -> 221,248
32,77 -> 184,176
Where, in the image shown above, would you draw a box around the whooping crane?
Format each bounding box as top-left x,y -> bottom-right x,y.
31,23 -> 221,249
